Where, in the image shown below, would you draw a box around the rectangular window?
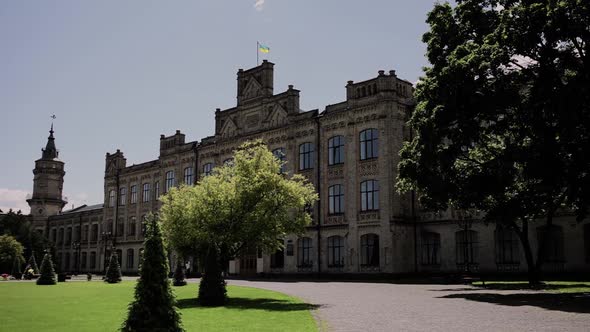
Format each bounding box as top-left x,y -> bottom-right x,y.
361,234 -> 379,266
66,227 -> 72,245
91,224 -> 98,242
421,232 -> 441,265
81,252 -> 87,269
108,190 -> 116,207
327,236 -> 344,267
184,167 -> 193,184
495,226 -> 520,264
165,171 -> 175,193
154,181 -> 160,199
130,185 -> 137,204
127,249 -> 134,269
272,148 -> 286,174
270,247 -> 285,268
119,187 -> 126,206
128,217 -> 136,236
297,237 -> 312,267
360,180 -> 379,211
456,230 -> 478,265
142,183 -> 150,202
90,252 -> 96,269
328,136 -> 345,165
51,229 -> 57,243
360,128 -> 379,160
299,142 -> 314,170
117,222 -> 124,238
537,225 -> 564,263
328,184 -> 344,215
83,225 -> 89,241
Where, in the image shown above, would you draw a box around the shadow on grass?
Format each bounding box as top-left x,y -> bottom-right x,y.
439,292 -> 590,314
177,297 -> 323,312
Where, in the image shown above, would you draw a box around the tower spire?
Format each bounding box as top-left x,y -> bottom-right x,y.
42,118 -> 58,160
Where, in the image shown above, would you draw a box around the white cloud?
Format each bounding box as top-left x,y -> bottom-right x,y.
0,188 -> 30,214
254,0 -> 265,11
63,192 -> 90,211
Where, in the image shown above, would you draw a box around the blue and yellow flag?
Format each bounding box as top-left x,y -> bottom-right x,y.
258,44 -> 270,53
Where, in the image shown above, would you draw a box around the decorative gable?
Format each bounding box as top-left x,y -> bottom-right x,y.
266,104 -> 288,127
220,117 -> 238,138
242,78 -> 263,100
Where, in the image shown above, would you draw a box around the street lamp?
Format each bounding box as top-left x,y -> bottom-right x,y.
101,231 -> 113,274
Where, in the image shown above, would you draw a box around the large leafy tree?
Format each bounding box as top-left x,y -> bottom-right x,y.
398,0 -> 589,285
0,210 -> 48,267
161,140 -> 317,305
0,235 -> 25,274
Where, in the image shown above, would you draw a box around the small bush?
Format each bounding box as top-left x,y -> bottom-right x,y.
36,253 -> 56,285
105,253 -> 122,284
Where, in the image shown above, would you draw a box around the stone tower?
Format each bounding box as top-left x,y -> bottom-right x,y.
27,124 -> 67,234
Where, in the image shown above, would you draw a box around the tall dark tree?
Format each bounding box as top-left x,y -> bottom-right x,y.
122,215 -> 183,332
173,258 -> 186,287
105,253 -> 122,284
27,253 -> 39,274
36,253 -> 56,285
398,0 -> 590,286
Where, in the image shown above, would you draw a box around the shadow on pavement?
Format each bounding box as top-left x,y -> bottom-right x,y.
177,297 -> 323,312
438,292 -> 590,314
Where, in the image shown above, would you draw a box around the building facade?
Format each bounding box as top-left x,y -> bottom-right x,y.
29,61 -> 590,275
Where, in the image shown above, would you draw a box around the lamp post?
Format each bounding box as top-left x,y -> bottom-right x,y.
101,231 -> 113,274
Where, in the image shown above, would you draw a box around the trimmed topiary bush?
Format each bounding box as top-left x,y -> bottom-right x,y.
122,215 -> 183,331
36,253 -> 56,285
173,259 -> 186,287
198,246 -> 227,306
28,253 -> 39,274
105,253 -> 122,284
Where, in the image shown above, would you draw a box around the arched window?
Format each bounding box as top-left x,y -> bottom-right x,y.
360,234 -> 379,266
108,190 -> 116,207
456,230 -> 478,265
421,232 -> 441,265
297,237 -> 313,267
272,148 -> 286,174
495,226 -> 519,264
328,136 -> 345,165
203,163 -> 213,176
360,180 -> 379,211
119,187 -> 126,205
328,184 -> 344,215
299,143 -> 314,170
184,167 -> 193,185
360,128 -> 378,160
126,249 -> 134,269
327,236 -> 344,267
537,225 -> 564,263
165,171 -> 175,193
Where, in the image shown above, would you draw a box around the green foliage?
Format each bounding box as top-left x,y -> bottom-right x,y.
160,140 -> 317,305
36,253 -> 56,285
198,246 -> 227,306
0,210 -> 48,266
173,258 -> 187,287
122,215 -> 183,332
0,234 -> 25,274
398,0 -> 590,285
28,253 -> 39,274
105,253 -> 122,284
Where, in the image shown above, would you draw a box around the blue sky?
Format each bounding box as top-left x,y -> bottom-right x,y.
0,0 -> 436,212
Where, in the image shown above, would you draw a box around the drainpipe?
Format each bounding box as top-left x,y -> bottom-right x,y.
315,114 -> 322,275
193,142 -> 199,185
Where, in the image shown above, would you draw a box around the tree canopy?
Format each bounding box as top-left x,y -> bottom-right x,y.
397,0 -> 589,284
0,235 -> 25,274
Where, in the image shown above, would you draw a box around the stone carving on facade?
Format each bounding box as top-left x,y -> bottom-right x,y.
220,117 -> 238,138
359,160 -> 378,176
358,211 -> 380,222
327,166 -> 344,179
325,215 -> 345,225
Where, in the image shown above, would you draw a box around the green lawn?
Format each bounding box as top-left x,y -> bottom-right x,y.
472,280 -> 590,293
0,281 -> 318,332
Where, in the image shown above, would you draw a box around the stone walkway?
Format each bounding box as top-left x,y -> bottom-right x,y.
227,280 -> 590,332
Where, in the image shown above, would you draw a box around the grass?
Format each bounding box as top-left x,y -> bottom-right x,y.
0,281 -> 318,332
472,280 -> 590,293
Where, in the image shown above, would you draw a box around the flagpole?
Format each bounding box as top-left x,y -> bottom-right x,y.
256,41 -> 259,66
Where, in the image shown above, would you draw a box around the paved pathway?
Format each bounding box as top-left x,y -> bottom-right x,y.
227,280 -> 590,332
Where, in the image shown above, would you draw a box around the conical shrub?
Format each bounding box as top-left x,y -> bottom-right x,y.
28,253 -> 39,274
105,253 -> 122,283
36,253 -> 56,285
198,246 -> 227,306
122,215 -> 183,331
173,258 -> 186,287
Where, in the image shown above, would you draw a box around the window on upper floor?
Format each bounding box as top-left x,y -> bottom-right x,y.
82,225 -> 88,241
119,187 -> 126,206
223,158 -> 234,166
203,163 -> 213,176
108,190 -> 116,207
154,181 -> 160,199
130,185 -> 137,204
128,217 -> 136,236
272,148 -> 286,173
117,221 -> 124,238
91,224 -> 98,242
328,184 -> 344,215
328,136 -> 345,165
360,128 -> 378,160
142,183 -> 150,203
184,167 -> 193,185
299,142 -> 314,170
165,171 -> 175,193
360,180 -> 379,211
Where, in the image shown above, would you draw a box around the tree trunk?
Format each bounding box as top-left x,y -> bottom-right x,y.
198,245 -> 227,306
515,219 -> 541,287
